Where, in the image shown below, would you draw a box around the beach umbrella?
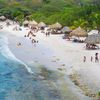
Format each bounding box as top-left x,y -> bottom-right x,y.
50,22 -> 62,29
23,20 -> 29,26
6,19 -> 11,22
70,27 -> 88,37
49,24 -> 53,29
38,22 -> 46,28
0,16 -> 6,21
88,30 -> 99,35
6,19 -> 13,23
85,34 -> 100,44
29,20 -> 38,26
6,19 -> 12,25
61,26 -> 72,33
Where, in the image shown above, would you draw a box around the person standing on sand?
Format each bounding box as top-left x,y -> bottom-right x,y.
45,32 -> 48,36
48,32 -> 50,36
95,53 -> 99,62
83,56 -> 86,62
91,56 -> 93,62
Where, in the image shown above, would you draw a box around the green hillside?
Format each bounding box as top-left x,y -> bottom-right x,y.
0,0 -> 100,9
0,0 -> 100,30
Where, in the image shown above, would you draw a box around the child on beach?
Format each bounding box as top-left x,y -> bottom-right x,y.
83,56 -> 86,62
91,56 -> 93,62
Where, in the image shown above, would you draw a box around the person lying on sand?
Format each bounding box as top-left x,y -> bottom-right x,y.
31,39 -> 35,43
32,33 -> 36,37
32,39 -> 38,44
17,42 -> 21,46
32,39 -> 39,43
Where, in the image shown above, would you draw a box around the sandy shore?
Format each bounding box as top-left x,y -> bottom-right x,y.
1,22 -> 100,99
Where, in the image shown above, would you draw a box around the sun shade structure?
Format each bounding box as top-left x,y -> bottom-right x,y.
23,20 -> 29,26
88,30 -> 99,35
50,22 -> 62,29
29,20 -> 38,26
70,27 -> 88,37
6,19 -> 11,22
38,22 -> 46,28
0,16 -> 6,21
61,26 -> 72,33
85,34 -> 100,44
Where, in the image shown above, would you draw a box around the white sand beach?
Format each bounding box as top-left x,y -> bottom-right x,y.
1,22 -> 100,99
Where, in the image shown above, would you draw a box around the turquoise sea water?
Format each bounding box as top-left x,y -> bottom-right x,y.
0,31 -> 90,100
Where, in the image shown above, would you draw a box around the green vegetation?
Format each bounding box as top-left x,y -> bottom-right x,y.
0,0 -> 100,30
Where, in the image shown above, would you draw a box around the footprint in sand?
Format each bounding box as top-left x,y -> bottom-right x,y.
57,68 -> 66,71
61,64 -> 66,66
51,60 -> 57,62
34,60 -> 38,63
57,68 -> 63,71
52,56 -> 56,58
56,58 -> 60,61
42,52 -> 45,55
51,58 -> 60,62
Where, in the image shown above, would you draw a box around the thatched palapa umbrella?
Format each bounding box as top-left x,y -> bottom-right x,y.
85,34 -> 100,44
38,22 -> 46,28
70,27 -> 88,37
0,16 -> 6,21
50,22 -> 62,29
6,19 -> 12,25
6,19 -> 11,23
29,20 -> 38,26
88,30 -> 99,35
23,20 -> 29,27
61,26 -> 72,33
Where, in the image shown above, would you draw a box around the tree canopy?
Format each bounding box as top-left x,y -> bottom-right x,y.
0,0 -> 100,30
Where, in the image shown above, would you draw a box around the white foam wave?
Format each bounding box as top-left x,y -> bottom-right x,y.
0,33 -> 33,74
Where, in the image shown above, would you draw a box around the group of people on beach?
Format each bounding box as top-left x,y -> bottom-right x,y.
83,53 -> 99,63
24,27 -> 39,46
24,26 -> 52,45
